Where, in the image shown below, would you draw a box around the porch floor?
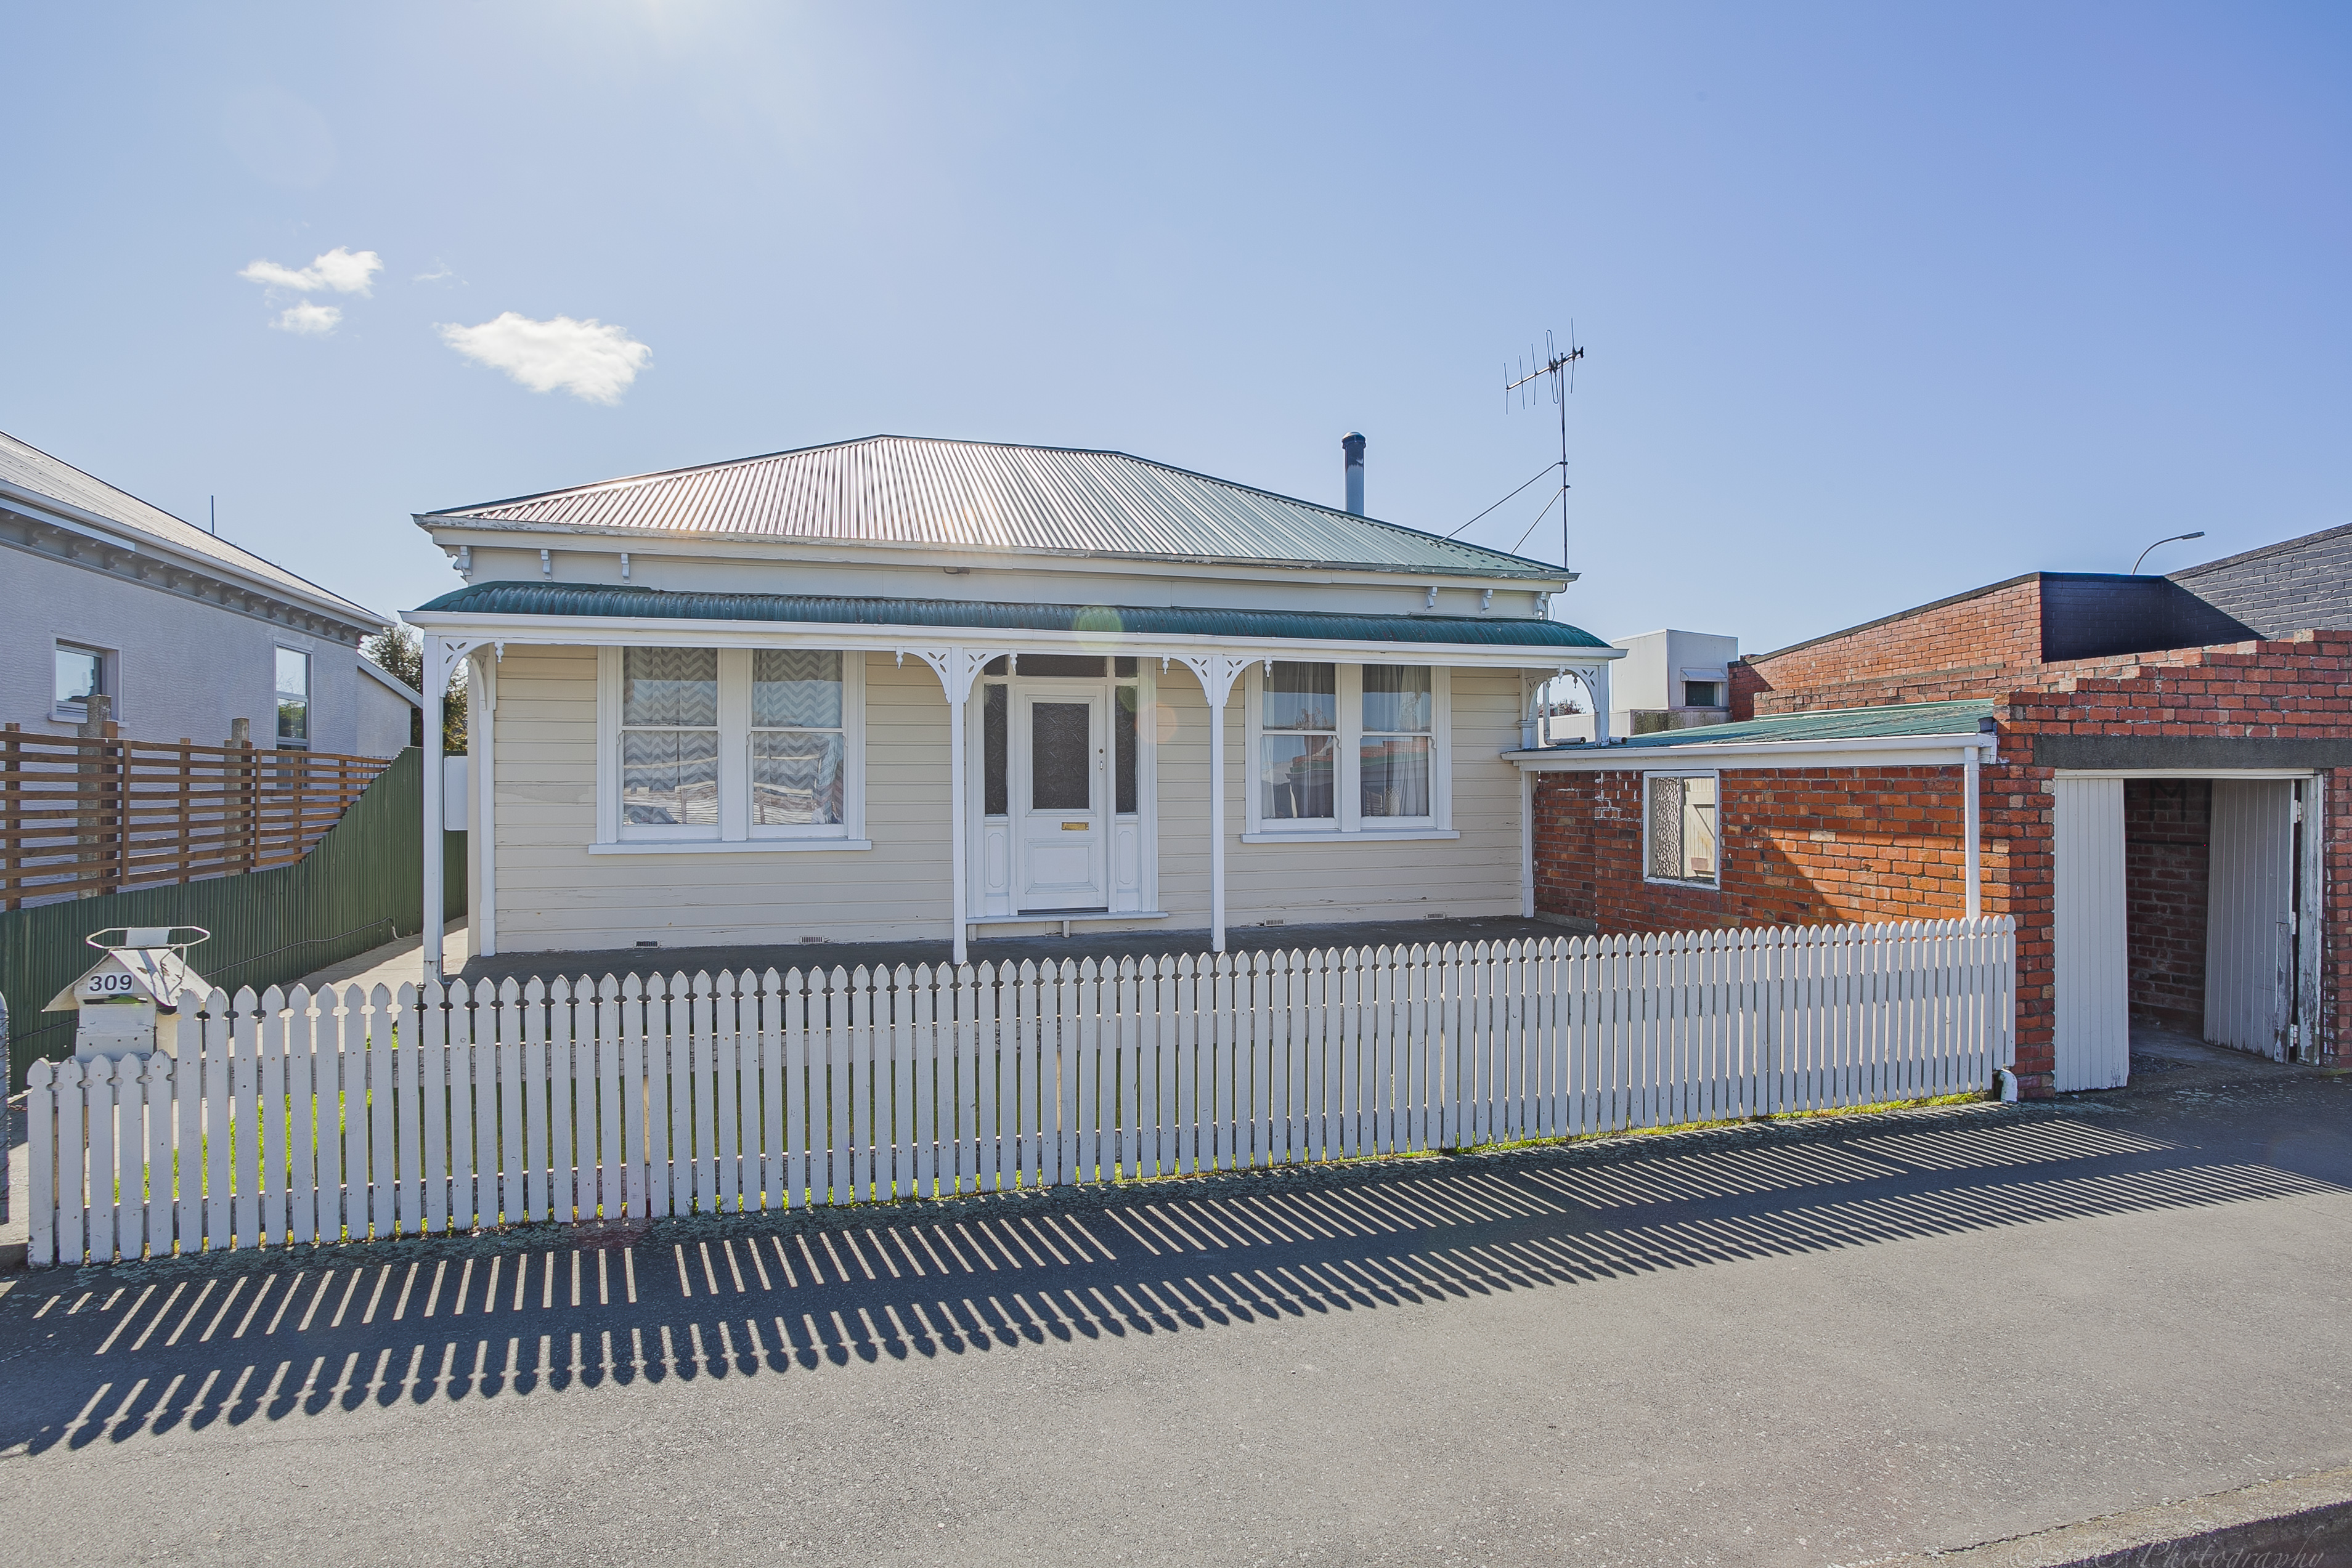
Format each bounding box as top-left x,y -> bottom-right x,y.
452,915 -> 1576,988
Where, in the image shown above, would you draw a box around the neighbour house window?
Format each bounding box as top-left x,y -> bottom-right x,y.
1644,772 -> 1720,886
54,643 -> 107,720
1683,680 -> 1722,709
275,648 -> 311,747
1247,662 -> 1450,835
601,646 -> 864,845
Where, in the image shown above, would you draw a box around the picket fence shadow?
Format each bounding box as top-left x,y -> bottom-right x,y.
25,918 -> 2016,1266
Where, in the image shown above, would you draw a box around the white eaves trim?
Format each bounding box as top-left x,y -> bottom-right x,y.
0,479 -> 387,633
1504,733 -> 1999,771
401,607 -> 1629,673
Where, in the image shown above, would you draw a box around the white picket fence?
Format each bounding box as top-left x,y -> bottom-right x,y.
24,918 -> 2013,1265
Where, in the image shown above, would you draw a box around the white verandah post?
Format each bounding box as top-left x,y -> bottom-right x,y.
476,646 -> 497,958
1963,742 -> 1982,920
1186,654 -> 1248,956
1585,660 -> 1612,746
950,644 -> 969,967
1211,680 -> 1227,953
422,631 -> 446,978
909,645 -> 983,967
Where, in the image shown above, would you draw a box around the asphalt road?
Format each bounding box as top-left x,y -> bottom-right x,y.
2,1041 -> 2346,1568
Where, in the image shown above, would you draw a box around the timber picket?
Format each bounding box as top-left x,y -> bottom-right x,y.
22,918 -> 2016,1264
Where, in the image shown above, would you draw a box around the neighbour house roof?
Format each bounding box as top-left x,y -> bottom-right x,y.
0,429 -> 383,628
412,582 -> 1612,649
415,435 -> 1568,581
1542,699 -> 1997,752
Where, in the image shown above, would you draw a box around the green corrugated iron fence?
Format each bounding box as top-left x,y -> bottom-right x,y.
1,747 -> 465,1092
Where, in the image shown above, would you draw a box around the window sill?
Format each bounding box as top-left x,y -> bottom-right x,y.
1641,875 -> 1720,890
589,839 -> 874,856
1239,828 -> 1459,844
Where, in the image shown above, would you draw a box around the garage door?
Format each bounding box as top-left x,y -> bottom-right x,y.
2205,779 -> 2295,1060
2052,776 -> 2128,1091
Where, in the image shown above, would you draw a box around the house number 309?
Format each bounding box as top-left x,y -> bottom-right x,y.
86,973 -> 137,995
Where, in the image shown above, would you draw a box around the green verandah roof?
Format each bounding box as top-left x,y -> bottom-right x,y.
413,581 -> 1612,649
1543,699 -> 1998,750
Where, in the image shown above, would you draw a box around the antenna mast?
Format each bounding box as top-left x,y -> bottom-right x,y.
1502,328 -> 1584,570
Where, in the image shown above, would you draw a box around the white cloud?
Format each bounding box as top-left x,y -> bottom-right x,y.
413,260 -> 455,283
238,246 -> 383,295
437,312 -> 652,404
273,301 -> 342,335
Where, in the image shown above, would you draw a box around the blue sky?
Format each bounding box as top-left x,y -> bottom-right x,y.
4,4 -> 2347,652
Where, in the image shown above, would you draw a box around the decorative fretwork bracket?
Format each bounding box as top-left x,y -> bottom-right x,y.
426,636 -> 490,692
898,646 -> 997,705
1179,654 -> 1255,710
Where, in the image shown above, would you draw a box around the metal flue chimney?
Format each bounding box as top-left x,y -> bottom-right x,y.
1341,432 -> 1366,516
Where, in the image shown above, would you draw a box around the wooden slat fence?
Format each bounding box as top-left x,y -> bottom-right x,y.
1,728 -> 388,908
23,917 -> 2015,1265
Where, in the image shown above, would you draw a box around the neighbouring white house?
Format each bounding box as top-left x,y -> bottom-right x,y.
1544,628 -> 1738,742
0,429 -> 414,757
405,434 -> 1624,969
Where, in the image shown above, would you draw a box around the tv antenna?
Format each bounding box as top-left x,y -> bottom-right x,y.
1502,327 -> 1584,566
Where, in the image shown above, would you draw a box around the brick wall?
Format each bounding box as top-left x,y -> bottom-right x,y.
1532,764 -> 1980,933
1991,633 -> 2352,1089
2170,522 -> 2352,641
1740,577 -> 2046,715
1541,633 -> 2352,1097
2123,779 -> 2210,1034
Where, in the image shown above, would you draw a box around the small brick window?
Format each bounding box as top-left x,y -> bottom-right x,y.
1644,771 -> 1720,886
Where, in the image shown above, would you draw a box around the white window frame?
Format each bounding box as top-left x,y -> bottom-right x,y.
52,640 -> 115,723
1641,768 -> 1722,888
274,644 -> 312,750
1242,661 -> 1455,842
593,646 -> 868,853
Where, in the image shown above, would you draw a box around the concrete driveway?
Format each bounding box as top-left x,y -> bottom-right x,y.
1,1036 -> 2346,1567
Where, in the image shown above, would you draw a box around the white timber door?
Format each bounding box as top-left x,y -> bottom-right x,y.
2205,778 -> 2295,1060
1017,692 -> 1107,912
2052,775 -> 2130,1091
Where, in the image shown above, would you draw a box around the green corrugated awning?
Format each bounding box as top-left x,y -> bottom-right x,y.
412,581 -> 1613,649
1553,699 -> 1997,750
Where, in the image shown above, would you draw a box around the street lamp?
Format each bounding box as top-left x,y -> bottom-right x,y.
2131,531 -> 2206,575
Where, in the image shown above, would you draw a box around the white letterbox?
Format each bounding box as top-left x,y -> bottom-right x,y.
43,926 -> 213,1062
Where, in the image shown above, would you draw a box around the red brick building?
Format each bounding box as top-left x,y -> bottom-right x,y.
1520,532 -> 2352,1095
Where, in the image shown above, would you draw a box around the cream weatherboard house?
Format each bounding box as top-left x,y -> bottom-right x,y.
405,436 -> 1620,972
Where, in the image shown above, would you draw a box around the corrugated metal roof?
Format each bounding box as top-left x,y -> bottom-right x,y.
0,429 -> 383,626
418,435 -> 1567,580
413,581 -> 1612,649
1560,699 -> 1997,749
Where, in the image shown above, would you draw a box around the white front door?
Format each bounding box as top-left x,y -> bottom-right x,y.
1017,692 -> 1106,911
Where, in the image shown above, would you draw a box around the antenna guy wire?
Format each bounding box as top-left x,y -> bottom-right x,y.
1445,463 -> 1559,540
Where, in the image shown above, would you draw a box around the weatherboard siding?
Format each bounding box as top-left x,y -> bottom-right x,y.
482,647 -> 1524,953
488,648 -> 949,950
